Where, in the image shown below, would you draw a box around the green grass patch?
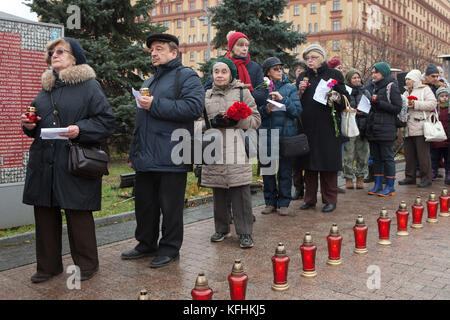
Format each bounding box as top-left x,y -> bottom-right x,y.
0,158 -> 261,239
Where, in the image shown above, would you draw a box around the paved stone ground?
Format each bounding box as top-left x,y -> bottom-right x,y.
1,169 -> 450,300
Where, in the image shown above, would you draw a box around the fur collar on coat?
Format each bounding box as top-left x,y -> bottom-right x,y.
41,64 -> 96,91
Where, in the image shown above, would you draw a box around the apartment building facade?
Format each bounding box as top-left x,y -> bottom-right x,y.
149,0 -> 450,77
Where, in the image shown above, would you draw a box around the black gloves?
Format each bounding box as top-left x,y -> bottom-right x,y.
210,114 -> 238,128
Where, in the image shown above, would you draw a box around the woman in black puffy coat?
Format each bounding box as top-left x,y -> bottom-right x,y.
365,62 -> 402,197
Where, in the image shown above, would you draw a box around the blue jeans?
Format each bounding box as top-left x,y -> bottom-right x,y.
262,157 -> 292,208
369,141 -> 395,177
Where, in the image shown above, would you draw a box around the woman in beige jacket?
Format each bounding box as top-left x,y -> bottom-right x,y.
201,57 -> 261,248
398,69 -> 437,187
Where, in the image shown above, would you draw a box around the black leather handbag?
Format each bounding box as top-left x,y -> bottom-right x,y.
279,115 -> 310,158
68,142 -> 110,179
50,92 -> 109,179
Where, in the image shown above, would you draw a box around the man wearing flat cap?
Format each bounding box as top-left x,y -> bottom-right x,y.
121,33 -> 205,268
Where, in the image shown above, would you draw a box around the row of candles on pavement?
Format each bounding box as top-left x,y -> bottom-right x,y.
138,190 -> 449,300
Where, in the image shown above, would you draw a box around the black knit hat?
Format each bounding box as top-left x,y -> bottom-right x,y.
63,37 -> 87,65
425,63 -> 439,76
262,57 -> 283,76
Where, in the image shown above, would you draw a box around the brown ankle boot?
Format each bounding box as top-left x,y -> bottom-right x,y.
346,179 -> 354,189
356,177 -> 364,189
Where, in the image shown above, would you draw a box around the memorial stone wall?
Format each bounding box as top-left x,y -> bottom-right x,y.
0,18 -> 63,184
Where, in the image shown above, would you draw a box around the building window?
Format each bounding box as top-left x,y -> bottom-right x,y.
163,21 -> 169,28
202,34 -> 205,42
294,46 -> 299,54
193,35 -> 197,43
332,1 -> 341,11
333,21 -> 341,31
204,0 -> 208,8
190,1 -> 195,11
190,18 -> 195,27
314,23 -> 318,33
189,35 -> 192,43
294,5 -> 300,16
204,50 -> 208,60
190,52 -> 195,61
177,4 -> 182,12
311,3 -> 317,14
297,24 -> 301,32
308,23 -> 312,33
163,6 -> 169,14
177,19 -> 182,28
151,8 -> 156,16
332,40 -> 340,51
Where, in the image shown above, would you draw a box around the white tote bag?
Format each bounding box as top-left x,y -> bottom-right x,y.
423,111 -> 447,142
341,96 -> 360,138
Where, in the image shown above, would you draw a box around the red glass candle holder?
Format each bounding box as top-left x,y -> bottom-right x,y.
353,215 -> 368,254
228,259 -> 248,300
25,106 -> 38,123
191,272 -> 213,300
411,196 -> 424,229
271,242 -> 290,291
439,189 -> 450,217
377,208 -> 391,245
426,192 -> 439,223
396,201 -> 409,236
300,232 -> 317,278
326,224 -> 343,265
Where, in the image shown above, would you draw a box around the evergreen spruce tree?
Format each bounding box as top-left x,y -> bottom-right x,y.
209,0 -> 307,66
27,0 -> 164,152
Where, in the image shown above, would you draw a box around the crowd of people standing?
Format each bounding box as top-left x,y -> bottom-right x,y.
20,31 -> 449,284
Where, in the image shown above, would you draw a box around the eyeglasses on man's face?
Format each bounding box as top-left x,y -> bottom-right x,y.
271,66 -> 283,72
48,49 -> 71,57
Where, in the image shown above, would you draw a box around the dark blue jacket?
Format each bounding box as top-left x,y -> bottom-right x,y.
129,58 -> 205,172
366,75 -> 402,142
205,59 -> 268,108
258,74 -> 302,154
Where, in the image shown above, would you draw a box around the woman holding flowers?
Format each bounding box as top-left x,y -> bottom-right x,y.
398,69 -> 437,187
295,44 -> 348,213
201,57 -> 261,249
259,57 -> 302,216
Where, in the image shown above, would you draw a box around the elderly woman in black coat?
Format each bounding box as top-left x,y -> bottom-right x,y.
296,44 -> 348,213
21,37 -> 115,283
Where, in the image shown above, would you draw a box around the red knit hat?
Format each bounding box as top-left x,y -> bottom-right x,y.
227,32 -> 249,52
328,58 -> 342,69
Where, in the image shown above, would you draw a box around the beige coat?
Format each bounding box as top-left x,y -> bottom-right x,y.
403,82 -> 437,137
200,80 -> 261,188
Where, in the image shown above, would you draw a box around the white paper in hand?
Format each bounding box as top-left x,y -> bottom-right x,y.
357,95 -> 371,114
266,99 -> 286,112
40,128 -> 69,140
345,85 -> 353,95
313,79 -> 330,106
132,88 -> 143,109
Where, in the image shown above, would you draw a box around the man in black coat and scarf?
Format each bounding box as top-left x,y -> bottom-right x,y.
121,33 -> 205,268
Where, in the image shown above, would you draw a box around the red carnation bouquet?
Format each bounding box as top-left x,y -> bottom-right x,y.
226,101 -> 252,121
407,95 -> 418,105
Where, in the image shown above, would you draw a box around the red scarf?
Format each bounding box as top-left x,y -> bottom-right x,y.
225,51 -> 253,91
